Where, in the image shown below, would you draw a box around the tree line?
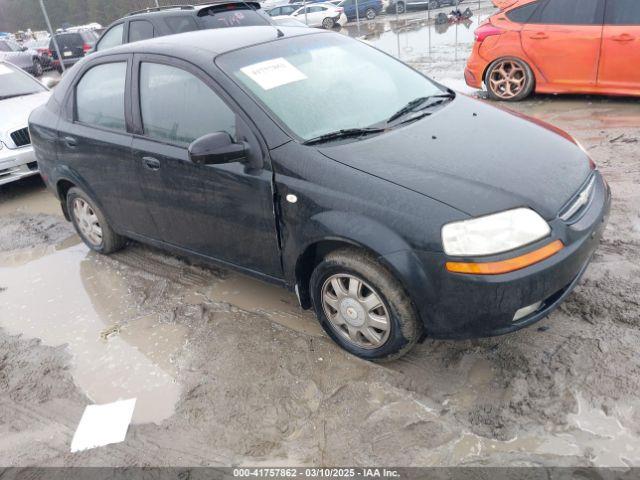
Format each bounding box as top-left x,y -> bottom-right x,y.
0,0 -> 195,32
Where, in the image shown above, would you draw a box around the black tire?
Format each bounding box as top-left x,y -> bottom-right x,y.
394,1 -> 405,13
321,17 -> 335,28
310,247 -> 422,361
66,187 -> 126,254
428,0 -> 439,9
485,57 -> 535,102
365,7 -> 376,19
32,58 -> 43,77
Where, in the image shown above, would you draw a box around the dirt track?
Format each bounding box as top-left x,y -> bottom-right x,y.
1,12 -> 639,468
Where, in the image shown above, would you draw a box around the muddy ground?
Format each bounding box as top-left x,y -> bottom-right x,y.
1,5 -> 640,467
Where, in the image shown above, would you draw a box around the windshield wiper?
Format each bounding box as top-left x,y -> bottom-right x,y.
386,92 -> 455,124
0,93 -> 29,101
303,127 -> 385,146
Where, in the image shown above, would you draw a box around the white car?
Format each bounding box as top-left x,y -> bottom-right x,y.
0,61 -> 50,186
274,3 -> 348,28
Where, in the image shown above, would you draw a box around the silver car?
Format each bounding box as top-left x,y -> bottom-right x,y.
0,62 -> 50,186
0,39 -> 44,77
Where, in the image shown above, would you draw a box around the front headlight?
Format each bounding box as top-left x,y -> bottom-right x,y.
442,208 -> 551,256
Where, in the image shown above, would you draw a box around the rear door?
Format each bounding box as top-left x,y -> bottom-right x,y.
521,0 -> 604,88
598,0 -> 640,90
57,55 -> 158,238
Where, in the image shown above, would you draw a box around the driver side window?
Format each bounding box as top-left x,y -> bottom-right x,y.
139,62 -> 237,146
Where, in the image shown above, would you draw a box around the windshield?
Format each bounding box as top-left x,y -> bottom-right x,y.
218,33 -> 444,141
0,63 -> 47,99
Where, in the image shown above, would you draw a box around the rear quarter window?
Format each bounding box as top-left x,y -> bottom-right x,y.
506,2 -> 540,23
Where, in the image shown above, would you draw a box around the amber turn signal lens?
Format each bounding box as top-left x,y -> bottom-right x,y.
446,240 -> 564,275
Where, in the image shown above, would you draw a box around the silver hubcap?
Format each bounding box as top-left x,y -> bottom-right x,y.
72,198 -> 103,246
321,274 -> 390,349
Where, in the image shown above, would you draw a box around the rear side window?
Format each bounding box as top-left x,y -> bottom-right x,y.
97,23 -> 124,51
129,20 -> 154,42
506,2 -> 540,23
535,0 -> 601,25
164,15 -> 199,33
605,0 -> 640,24
76,62 -> 127,131
139,63 -> 236,145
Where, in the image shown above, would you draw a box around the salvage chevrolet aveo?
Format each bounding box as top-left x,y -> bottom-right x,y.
29,27 -> 610,361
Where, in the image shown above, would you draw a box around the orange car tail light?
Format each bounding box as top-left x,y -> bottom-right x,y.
474,23 -> 504,43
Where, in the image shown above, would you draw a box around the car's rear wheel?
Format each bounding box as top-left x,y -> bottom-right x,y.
310,247 -> 422,361
322,17 -> 335,28
32,59 -> 43,77
66,187 -> 126,254
365,7 -> 376,19
485,57 -> 535,101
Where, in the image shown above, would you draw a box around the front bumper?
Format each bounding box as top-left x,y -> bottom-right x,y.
0,145 -> 39,186
403,171 -> 611,339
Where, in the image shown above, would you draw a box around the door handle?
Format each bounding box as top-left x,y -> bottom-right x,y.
64,136 -> 78,147
612,34 -> 634,42
529,32 -> 548,40
142,156 -> 161,171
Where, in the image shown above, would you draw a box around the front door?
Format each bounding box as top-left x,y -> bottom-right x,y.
598,0 -> 640,91
521,0 -> 604,88
131,56 -> 282,278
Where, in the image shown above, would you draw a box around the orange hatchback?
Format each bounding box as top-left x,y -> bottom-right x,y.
465,0 -> 640,100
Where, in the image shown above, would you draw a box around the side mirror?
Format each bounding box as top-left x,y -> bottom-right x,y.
188,132 -> 247,165
42,76 -> 60,89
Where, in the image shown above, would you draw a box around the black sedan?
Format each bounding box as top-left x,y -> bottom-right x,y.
29,26 -> 610,360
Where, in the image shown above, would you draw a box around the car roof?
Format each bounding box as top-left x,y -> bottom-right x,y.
126,1 -> 262,17
96,25 -> 323,58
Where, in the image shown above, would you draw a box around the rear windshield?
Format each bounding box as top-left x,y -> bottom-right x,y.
197,5 -> 272,28
50,33 -> 82,49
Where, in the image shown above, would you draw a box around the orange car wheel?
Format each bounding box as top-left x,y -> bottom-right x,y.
485,57 -> 535,102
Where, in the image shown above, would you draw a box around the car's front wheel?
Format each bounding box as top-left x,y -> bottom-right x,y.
485,57 -> 535,101
394,1 -> 406,13
67,187 -> 126,254
310,248 -> 422,361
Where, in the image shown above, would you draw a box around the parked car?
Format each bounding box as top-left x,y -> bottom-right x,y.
0,39 -> 43,77
30,26 -> 610,360
388,0 -> 463,15
23,37 -> 54,71
266,3 -> 303,17
465,0 -> 640,100
274,3 -> 347,28
94,2 -> 274,52
336,0 -> 383,20
49,31 -> 98,72
0,62 -> 50,186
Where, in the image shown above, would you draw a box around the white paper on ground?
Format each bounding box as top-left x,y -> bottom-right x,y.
70,398 -> 136,452
240,57 -> 307,90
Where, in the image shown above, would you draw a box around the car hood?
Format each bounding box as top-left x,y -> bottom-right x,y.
0,91 -> 50,143
318,95 -> 591,220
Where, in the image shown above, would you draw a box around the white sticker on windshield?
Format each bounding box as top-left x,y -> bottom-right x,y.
0,64 -> 13,75
240,58 -> 307,91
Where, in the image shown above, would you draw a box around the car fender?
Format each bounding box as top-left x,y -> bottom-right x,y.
51,164 -> 114,225
287,210 -> 433,321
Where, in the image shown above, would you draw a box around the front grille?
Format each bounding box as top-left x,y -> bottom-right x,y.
559,175 -> 596,222
10,127 -> 31,148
